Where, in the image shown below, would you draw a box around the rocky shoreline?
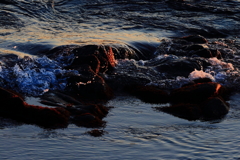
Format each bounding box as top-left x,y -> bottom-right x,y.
0,35 -> 239,131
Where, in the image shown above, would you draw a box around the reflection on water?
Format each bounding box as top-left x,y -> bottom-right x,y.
1,96 -> 240,159
0,0 -> 174,48
3,0 -> 240,47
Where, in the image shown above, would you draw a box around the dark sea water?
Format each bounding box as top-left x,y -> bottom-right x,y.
1,0 -> 240,159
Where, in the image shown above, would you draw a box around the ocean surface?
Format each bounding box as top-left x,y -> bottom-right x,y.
1,0 -> 240,159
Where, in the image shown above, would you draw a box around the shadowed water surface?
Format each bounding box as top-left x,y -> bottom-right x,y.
1,0 -> 240,159
1,95 -> 240,159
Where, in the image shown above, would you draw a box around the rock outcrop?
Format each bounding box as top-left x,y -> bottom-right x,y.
155,82 -> 230,121
0,35 -> 237,129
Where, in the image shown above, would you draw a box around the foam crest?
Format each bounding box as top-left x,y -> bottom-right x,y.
189,69 -> 215,81
208,57 -> 234,70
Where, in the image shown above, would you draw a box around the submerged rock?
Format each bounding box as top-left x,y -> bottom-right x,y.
157,96 -> 229,121
157,103 -> 202,121
202,97 -> 229,120
86,129 -> 107,137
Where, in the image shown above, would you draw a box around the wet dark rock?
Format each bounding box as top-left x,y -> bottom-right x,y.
71,45 -> 116,73
66,65 -> 113,102
191,49 -> 214,58
0,88 -> 70,128
128,41 -> 158,60
103,44 -> 151,60
125,85 -> 169,104
0,86 -> 111,128
86,129 -> 107,137
156,35 -> 223,59
186,44 -> 208,51
210,49 -> 222,59
182,78 -> 213,87
157,103 -> 202,121
170,82 -> 225,104
157,96 -> 229,121
156,82 -> 230,121
154,58 -> 208,77
107,73 -> 152,91
46,43 -> 153,65
40,90 -> 110,128
47,44 -> 145,101
66,54 -> 101,74
46,45 -> 77,59
192,77 -> 213,84
73,113 -> 96,122
187,47 -> 222,59
179,35 -> 208,44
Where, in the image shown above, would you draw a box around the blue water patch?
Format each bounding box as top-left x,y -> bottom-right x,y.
0,55 -> 78,96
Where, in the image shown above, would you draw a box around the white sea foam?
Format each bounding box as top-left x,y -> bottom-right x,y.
189,69 -> 215,81
208,57 -> 234,70
0,55 -> 78,96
